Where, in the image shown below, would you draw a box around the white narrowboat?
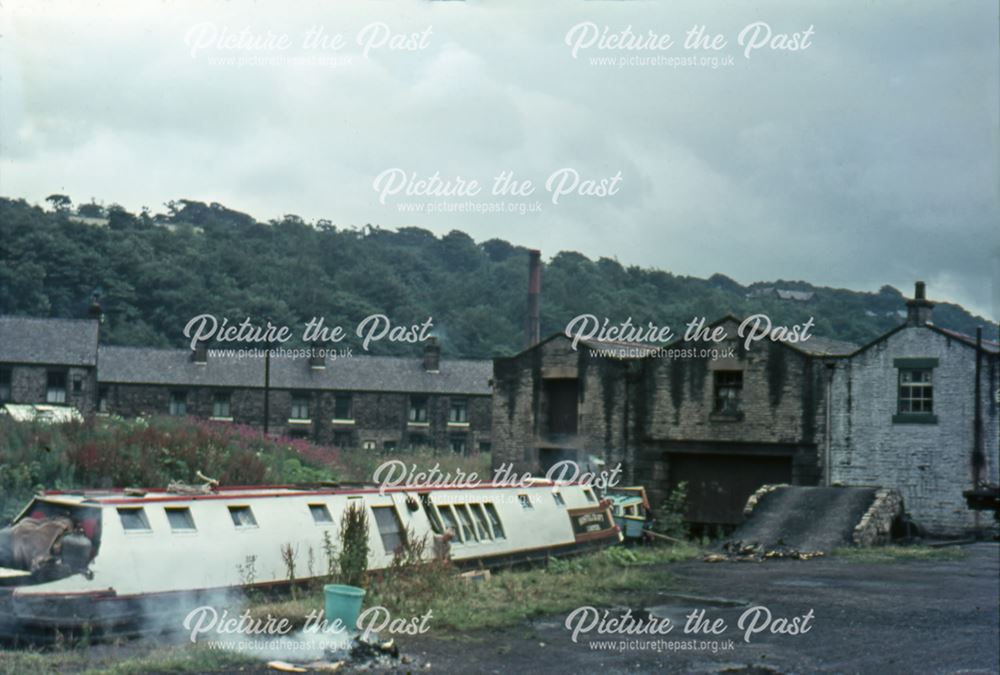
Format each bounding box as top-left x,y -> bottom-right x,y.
0,481 -> 620,637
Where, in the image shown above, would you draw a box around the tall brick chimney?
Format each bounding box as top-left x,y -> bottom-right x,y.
905,281 -> 934,326
423,337 -> 440,372
525,249 -> 541,348
191,342 -> 208,364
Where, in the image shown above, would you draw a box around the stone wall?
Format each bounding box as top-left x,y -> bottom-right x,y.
852,488 -> 904,546
829,325 -> 1000,535
102,383 -> 491,454
1,363 -> 97,415
491,335 -> 631,476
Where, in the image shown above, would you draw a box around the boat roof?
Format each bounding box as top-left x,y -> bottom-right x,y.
35,481 -> 581,506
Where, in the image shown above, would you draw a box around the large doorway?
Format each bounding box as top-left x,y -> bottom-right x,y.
668,453 -> 793,527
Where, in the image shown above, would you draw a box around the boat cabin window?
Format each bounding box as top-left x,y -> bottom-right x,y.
484,503 -> 506,540
419,494 -> 444,535
453,504 -> 478,542
469,504 -> 492,541
165,507 -> 196,531
229,505 -> 258,528
371,506 -> 406,554
518,494 -> 533,510
583,489 -> 597,503
438,505 -> 462,542
118,507 -> 151,532
553,491 -> 566,507
309,504 -> 333,524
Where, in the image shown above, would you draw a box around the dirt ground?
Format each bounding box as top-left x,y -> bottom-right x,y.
398,543 -> 999,675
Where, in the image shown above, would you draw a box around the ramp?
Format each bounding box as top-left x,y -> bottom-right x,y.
725,485 -> 894,553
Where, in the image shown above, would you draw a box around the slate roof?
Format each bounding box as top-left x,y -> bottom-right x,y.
786,335 -> 858,357
927,326 -> 999,355
98,346 -> 263,387
97,346 -> 493,395
0,316 -> 99,366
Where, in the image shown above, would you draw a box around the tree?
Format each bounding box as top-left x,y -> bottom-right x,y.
45,194 -> 72,212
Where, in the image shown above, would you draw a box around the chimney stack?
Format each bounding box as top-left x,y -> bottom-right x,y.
905,281 -> 934,326
191,342 -> 208,364
525,249 -> 541,348
88,293 -> 104,323
308,342 -> 326,369
423,337 -> 441,372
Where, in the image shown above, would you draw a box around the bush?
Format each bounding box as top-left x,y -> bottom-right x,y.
652,481 -> 690,540
337,503 -> 370,588
0,416 -> 340,524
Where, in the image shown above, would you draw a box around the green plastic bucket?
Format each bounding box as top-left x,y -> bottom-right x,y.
323,584 -> 366,633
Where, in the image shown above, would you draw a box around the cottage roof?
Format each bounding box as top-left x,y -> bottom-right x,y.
97,346 -> 492,395
0,316 -> 99,366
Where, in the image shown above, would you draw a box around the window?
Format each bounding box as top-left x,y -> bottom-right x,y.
448,398 -> 468,424
408,396 -> 428,423
72,374 -> 83,393
384,440 -> 398,452
334,393 -> 353,420
439,505 -> 461,541
0,368 -> 11,402
583,489 -> 597,503
118,507 -> 151,531
213,391 -> 231,418
553,491 -> 566,507
372,506 -> 406,554
97,385 -> 109,412
898,369 -> 933,414
420,494 -> 444,535
46,371 -> 67,404
333,430 -> 354,448
408,433 -> 428,450
229,505 -> 258,528
362,440 -> 377,451
470,504 -> 492,541
165,507 -> 196,532
714,371 -> 743,414
309,503 -> 333,524
518,494 -> 533,510
478,441 -> 492,454
484,503 -> 506,540
290,394 -> 310,420
169,390 -> 187,416
450,435 -> 467,455
454,504 -> 478,542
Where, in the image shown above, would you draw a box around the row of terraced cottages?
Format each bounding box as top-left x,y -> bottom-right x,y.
0,318 -> 492,455
491,283 -> 999,537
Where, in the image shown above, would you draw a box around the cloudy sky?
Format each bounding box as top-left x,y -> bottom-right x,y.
1,1 -> 997,319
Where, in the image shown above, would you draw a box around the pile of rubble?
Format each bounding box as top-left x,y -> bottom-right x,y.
704,541 -> 825,563
267,634 -> 428,673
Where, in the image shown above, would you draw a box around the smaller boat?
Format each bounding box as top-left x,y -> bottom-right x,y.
605,486 -> 650,541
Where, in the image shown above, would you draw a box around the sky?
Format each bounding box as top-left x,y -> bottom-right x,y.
1,0 -> 997,320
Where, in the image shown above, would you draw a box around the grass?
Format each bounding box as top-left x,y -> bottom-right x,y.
0,645 -> 256,675
831,545 -> 968,563
0,543 -> 702,673
249,543 -> 703,634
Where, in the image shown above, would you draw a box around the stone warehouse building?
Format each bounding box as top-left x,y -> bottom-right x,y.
0,316 -> 492,454
492,318 -> 856,528
492,284 -> 999,535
